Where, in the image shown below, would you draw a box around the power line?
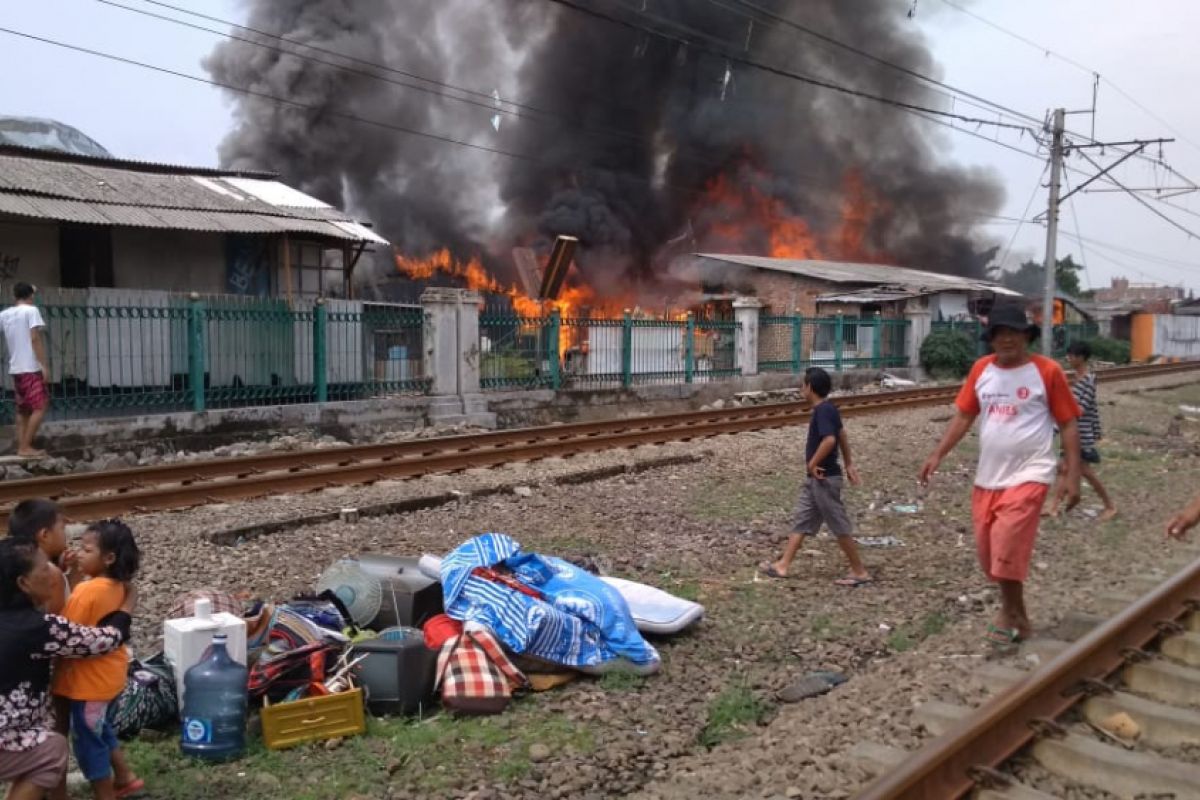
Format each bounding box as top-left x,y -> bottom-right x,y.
934,0 -> 1200,161
997,161 -> 1050,271
98,0 -> 1051,176
95,0 -> 729,169
934,0 -> 1095,76
707,0 -> 1044,129
542,0 -> 1036,134
1076,148 -> 1200,240
0,26 -> 539,161
1061,169 -> 1095,290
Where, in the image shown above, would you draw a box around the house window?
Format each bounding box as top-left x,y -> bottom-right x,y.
282,241 -> 344,299
59,225 -> 114,288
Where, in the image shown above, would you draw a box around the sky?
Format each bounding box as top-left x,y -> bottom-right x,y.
1,0 -> 1198,292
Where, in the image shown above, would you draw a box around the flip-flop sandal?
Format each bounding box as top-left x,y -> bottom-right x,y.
115,779 -> 145,798
834,576 -> 873,587
983,625 -> 1023,646
758,562 -> 787,579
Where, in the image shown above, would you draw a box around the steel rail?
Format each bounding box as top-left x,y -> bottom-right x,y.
1,361 -> 1191,506
0,385 -> 957,505
856,553 -> 1200,799
4,390 -> 955,522
0,361 -> 1193,524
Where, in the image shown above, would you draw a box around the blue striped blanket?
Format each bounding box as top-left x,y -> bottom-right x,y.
439,533 -> 660,670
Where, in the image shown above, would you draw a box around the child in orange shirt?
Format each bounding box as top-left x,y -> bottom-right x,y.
52,520 -> 143,800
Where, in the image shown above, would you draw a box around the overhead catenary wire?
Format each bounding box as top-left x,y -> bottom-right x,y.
707,0 -> 1046,129
96,0 -> 1048,173
1076,149 -> 1200,240
934,0 -> 1200,162
93,0 -> 733,171
1061,169 -> 1095,290
0,26 -> 541,161
997,161 -> 1051,273
541,0 -> 1036,134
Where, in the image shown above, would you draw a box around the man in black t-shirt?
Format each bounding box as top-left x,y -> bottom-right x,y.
759,368 -> 871,586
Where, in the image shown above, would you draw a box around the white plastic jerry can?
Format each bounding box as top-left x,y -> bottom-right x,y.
163,597 -> 248,710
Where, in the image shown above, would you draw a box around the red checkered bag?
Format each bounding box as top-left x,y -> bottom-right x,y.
435,629 -> 528,716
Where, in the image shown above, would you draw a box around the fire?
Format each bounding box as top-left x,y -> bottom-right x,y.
693,165 -> 883,263
697,173 -> 822,259
394,248 -> 504,294
394,248 -> 621,356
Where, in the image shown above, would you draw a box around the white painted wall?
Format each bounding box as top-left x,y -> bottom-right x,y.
1153,315 -> 1200,358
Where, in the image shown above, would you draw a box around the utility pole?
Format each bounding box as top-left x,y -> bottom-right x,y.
1042,108 -> 1065,356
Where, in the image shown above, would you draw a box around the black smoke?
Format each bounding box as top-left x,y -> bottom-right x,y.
206,0 -> 1005,291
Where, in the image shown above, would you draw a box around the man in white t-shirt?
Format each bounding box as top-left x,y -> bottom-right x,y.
919,300 -> 1081,646
0,283 -> 50,457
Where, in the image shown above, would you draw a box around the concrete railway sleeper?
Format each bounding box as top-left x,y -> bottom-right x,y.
0,361 -> 1195,525
854,547 -> 1200,800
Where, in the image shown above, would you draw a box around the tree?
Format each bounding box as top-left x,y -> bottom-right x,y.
989,255 -> 1083,297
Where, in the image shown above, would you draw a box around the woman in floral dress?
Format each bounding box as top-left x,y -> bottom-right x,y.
0,538 -> 135,799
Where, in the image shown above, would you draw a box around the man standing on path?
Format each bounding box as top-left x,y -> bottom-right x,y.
919,301 -> 1081,645
0,283 -> 50,457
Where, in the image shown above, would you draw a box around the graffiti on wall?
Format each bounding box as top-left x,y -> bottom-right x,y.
0,253 -> 20,281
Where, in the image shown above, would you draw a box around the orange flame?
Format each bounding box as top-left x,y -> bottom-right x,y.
694,165 -> 884,263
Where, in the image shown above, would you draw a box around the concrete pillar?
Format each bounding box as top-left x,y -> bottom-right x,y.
420,287 -> 463,396
904,306 -> 932,371
733,297 -> 763,377
421,288 -> 496,428
455,290 -> 483,396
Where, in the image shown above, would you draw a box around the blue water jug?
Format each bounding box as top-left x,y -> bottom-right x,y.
180,633 -> 248,761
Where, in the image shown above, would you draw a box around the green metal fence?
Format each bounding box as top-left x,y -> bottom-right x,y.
481,312 -> 743,391
0,293 -> 429,422
479,314 -> 555,390
758,314 -> 910,373
931,320 -> 1101,358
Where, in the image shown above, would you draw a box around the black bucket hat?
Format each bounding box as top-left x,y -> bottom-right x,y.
983,299 -> 1041,342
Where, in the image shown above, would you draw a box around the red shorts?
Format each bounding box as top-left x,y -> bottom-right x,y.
971,482 -> 1049,582
13,372 -> 48,414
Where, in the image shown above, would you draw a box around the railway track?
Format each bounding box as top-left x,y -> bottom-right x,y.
854,548 -> 1200,800
2,361 -> 1197,524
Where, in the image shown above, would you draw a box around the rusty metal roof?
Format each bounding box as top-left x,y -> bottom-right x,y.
695,254 -> 1019,296
0,146 -> 388,244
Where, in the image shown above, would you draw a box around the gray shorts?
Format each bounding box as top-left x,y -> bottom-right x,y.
792,476 -> 853,537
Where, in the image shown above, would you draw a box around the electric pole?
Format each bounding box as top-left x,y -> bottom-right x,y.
1042,108 -> 1065,356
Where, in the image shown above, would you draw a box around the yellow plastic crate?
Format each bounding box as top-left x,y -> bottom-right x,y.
261,688 -> 366,750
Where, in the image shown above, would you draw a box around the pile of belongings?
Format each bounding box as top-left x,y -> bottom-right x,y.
414,533 -> 705,716
111,589 -> 364,738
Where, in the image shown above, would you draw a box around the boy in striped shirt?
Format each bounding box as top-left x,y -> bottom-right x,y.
1048,341 -> 1117,520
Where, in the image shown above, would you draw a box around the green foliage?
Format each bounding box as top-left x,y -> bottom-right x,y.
991,255 -> 1083,297
599,669 -> 647,692
1085,336 -> 1131,364
698,679 -> 770,748
920,329 -> 976,379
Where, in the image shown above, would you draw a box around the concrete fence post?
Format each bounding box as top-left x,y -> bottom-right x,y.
904,306 -> 932,372
732,296 -> 763,378
455,290 -> 483,396
420,287 -> 463,397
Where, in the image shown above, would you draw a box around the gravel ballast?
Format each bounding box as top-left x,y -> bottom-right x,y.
97,372 -> 1200,799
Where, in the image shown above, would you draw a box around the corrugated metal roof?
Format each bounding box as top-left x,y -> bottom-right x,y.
0,193 -> 388,244
695,254 -> 1018,295
816,289 -> 922,304
0,148 -> 388,244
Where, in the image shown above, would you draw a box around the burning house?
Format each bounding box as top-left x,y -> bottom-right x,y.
684,254 -> 1017,319
206,1 -> 1008,322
